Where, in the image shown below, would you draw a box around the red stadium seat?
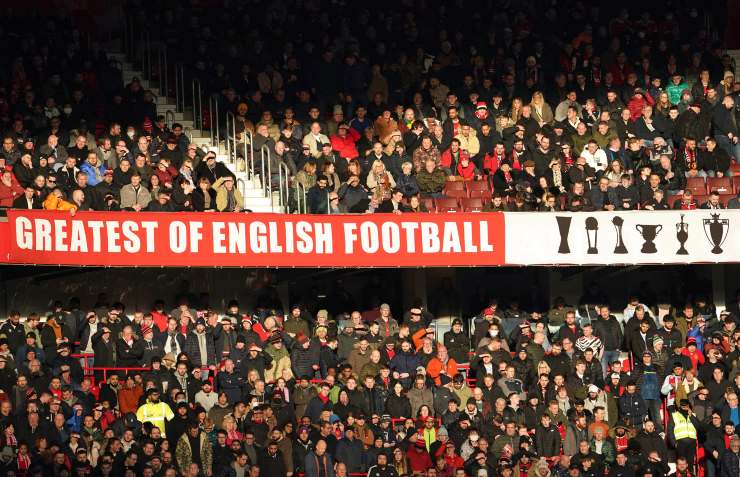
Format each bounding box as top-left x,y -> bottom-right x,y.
707,177 -> 732,195
693,194 -> 708,206
466,180 -> 490,194
469,189 -> 492,200
685,177 -> 707,195
667,194 -> 682,209
443,181 -> 466,192
461,197 -> 484,212
435,197 -> 461,212
444,189 -> 468,200
422,197 -> 434,212
719,194 -> 734,208
730,163 -> 740,174
733,175 -> 740,194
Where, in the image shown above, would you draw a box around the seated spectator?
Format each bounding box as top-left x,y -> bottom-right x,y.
416,158 -> 446,197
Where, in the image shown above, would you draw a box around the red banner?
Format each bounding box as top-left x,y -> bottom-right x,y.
5,210 -> 505,267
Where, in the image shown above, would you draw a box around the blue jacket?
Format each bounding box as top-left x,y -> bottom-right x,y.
80,161 -> 107,186
636,364 -> 661,400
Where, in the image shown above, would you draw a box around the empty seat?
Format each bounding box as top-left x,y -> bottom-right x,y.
685,177 -> 707,195
466,180 -> 490,194
443,180 -> 466,191
435,197 -> 461,212
469,189 -> 492,200
707,177 -> 732,194
461,197 -> 484,212
733,175 -> 740,194
444,189 -> 468,199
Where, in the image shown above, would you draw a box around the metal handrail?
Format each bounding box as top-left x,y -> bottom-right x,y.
260,145 -> 272,203
142,31 -> 151,80
165,110 -> 175,129
192,78 -> 202,130
278,162 -> 289,210
244,129 -> 254,180
237,178 -> 247,204
295,182 -> 306,214
225,111 -> 236,164
184,127 -> 192,142
209,96 -> 220,149
157,46 -> 168,99
174,63 -> 184,113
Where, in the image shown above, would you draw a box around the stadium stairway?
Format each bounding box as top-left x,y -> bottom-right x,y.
106,52 -> 283,213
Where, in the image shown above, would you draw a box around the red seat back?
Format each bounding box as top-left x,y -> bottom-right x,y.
435,197 -> 461,212
685,177 -> 707,195
707,177 -> 732,195
461,197 -> 484,212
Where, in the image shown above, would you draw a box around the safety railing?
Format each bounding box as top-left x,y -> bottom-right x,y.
225,111 -> 236,165
260,145 -> 272,205
237,178 -> 248,204
122,8 -> 135,59
209,96 -> 220,149
244,129 -> 255,179
278,162 -> 289,211
192,79 -> 203,130
154,45 -> 168,99
295,182 -> 306,214
141,31 -> 152,80
165,110 -> 175,130
174,63 -> 185,113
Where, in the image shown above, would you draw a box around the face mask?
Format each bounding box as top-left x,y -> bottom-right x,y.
489,329 -> 499,337
127,131 -> 135,138
63,107 -> 72,115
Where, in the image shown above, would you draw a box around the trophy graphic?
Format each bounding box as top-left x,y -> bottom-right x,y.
636,224 -> 662,253
585,217 -> 599,254
612,216 -> 628,254
676,214 -> 689,255
703,213 -> 729,254
556,216 -> 572,254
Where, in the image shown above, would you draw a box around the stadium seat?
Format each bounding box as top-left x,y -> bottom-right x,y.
667,194 -> 682,208
461,197 -> 484,212
469,189 -> 492,200
685,177 -> 707,195
444,189 -> 468,200
435,197 -> 461,212
730,163 -> 740,174
422,197 -> 434,212
719,194 -> 734,208
707,177 -> 732,194
733,175 -> 740,194
693,194 -> 708,206
443,181 -> 466,192
466,180 -> 490,195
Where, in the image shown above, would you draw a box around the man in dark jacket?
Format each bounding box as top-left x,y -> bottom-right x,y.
194,152 -> 235,185
618,381 -> 647,427
0,311 -> 27,355
634,420 -> 667,460
593,306 -> 624,378
535,413 -> 562,457
334,428 -> 365,474
443,319 -> 471,364
720,436 -> 740,477
291,334 -> 321,380
183,319 -> 217,369
259,440 -> 287,476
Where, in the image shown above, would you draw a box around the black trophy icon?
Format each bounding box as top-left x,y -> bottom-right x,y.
612,216 -> 628,254
585,217 -> 599,254
556,216 -> 572,254
636,224 -> 662,253
703,213 -> 729,254
676,214 -> 689,255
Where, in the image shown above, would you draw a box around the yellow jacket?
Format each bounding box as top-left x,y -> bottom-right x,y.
136,401 -> 174,436
43,195 -> 77,212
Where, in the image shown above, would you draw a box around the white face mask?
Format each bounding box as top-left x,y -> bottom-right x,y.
127,131 -> 135,138
489,329 -> 499,337
63,107 -> 73,115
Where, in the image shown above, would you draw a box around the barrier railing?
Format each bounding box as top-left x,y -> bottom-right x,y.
260,145 -> 272,204
295,181 -> 306,214
155,45 -> 168,99
244,129 -> 255,180
174,63 -> 185,113
278,162 -> 289,211
209,96 -> 220,149
165,110 -> 175,130
192,79 -> 203,130
225,111 -> 236,165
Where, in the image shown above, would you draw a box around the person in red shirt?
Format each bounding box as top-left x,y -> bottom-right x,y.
330,123 -> 359,159
407,438 -> 433,473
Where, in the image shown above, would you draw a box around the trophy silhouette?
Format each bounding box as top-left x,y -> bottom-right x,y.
585,217 -> 599,254
703,213 -> 729,254
676,214 -> 689,255
556,216 -> 572,254
636,224 -> 662,253
612,216 -> 628,254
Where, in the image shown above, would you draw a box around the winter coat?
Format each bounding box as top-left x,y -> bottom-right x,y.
291,340 -> 321,379
183,331 -> 217,367
535,424 -> 562,457
407,386 -> 434,418
416,168 -> 446,194
618,391 -> 647,426
384,393 -> 412,418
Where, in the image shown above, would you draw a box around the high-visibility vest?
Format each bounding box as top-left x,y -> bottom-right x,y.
672,412 -> 697,440
136,401 -> 174,436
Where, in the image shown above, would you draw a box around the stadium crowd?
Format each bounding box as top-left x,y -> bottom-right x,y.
0,291 -> 738,477
0,3 -> 739,215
